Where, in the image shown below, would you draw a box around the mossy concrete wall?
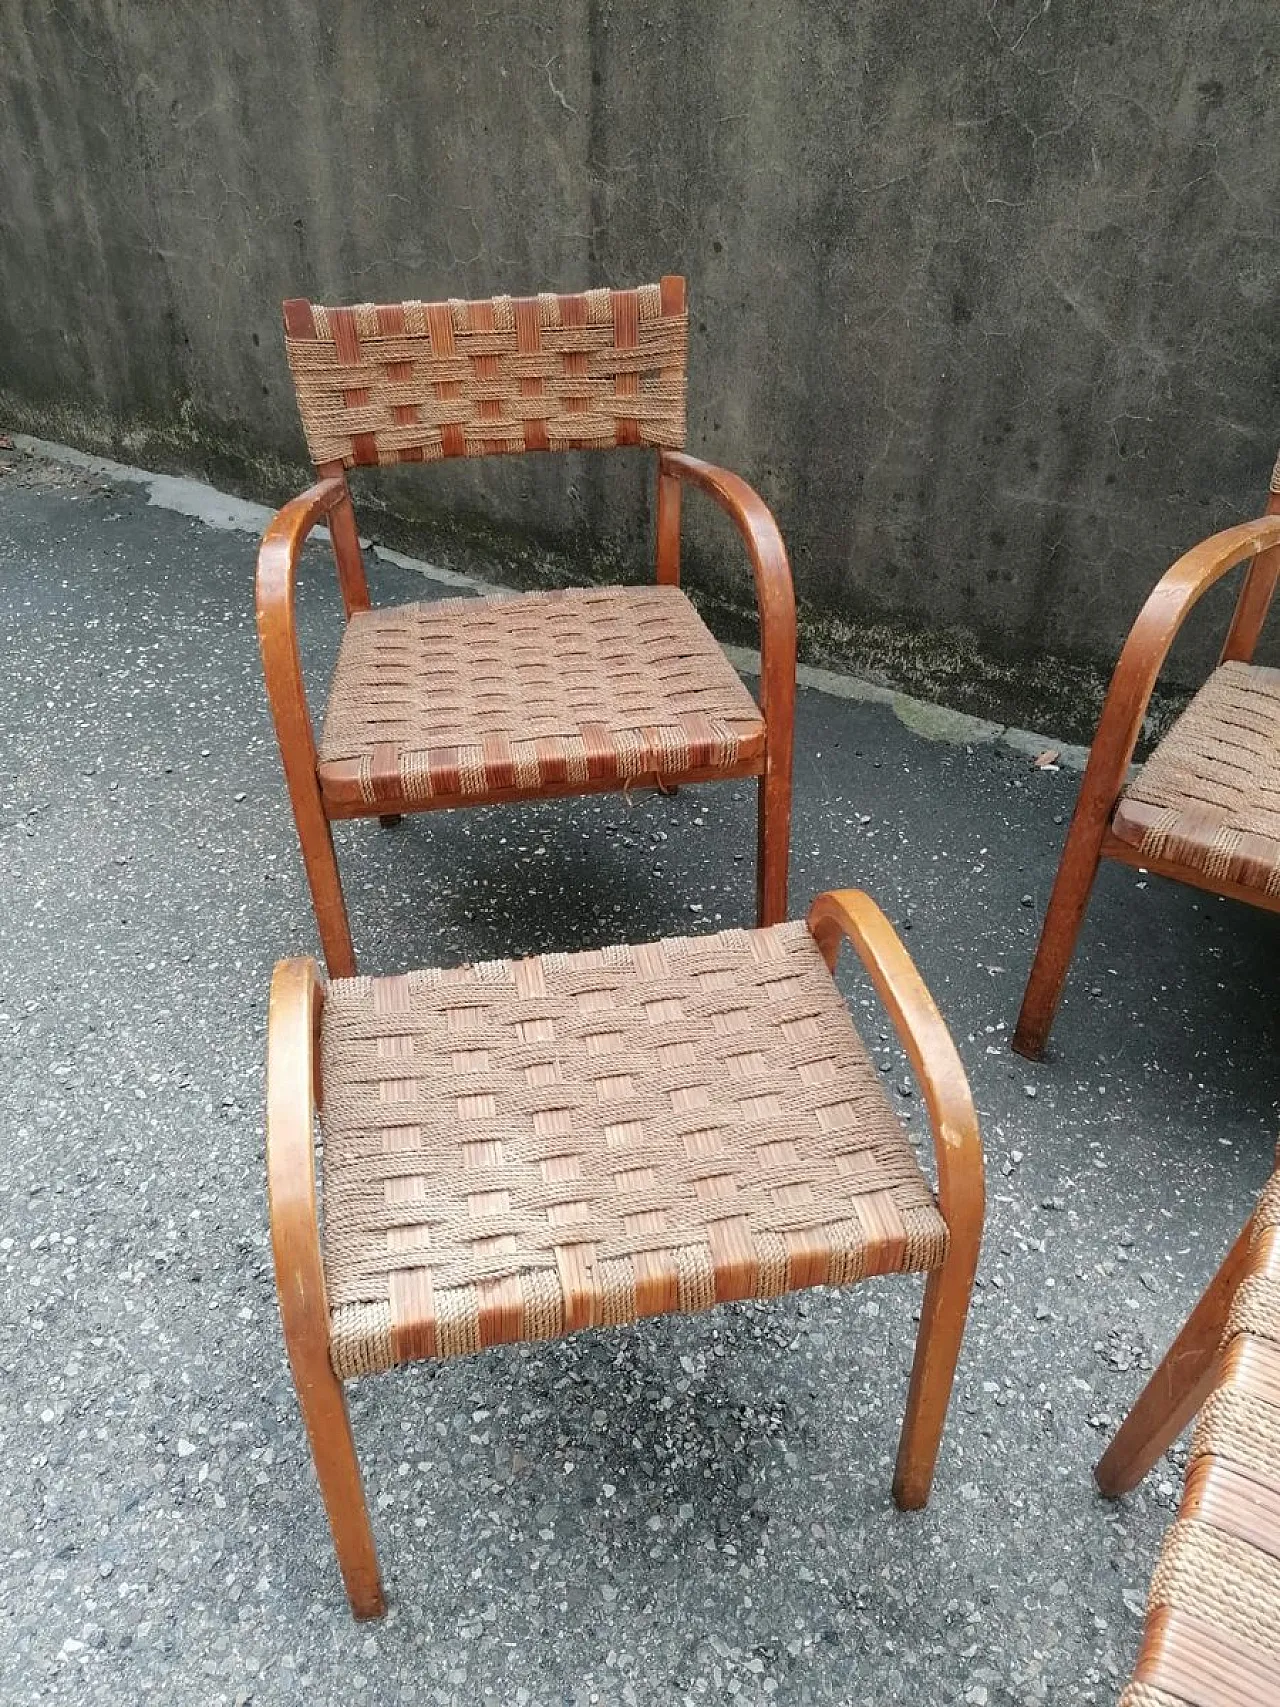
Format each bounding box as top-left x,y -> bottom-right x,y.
2,1 -> 1275,733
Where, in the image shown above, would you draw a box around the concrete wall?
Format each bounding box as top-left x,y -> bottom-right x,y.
2,0 -> 1276,732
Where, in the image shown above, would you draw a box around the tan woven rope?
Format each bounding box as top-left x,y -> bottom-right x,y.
1112,661 -> 1280,895
1119,1161 -> 1280,1706
318,920 -> 948,1379
284,283 -> 688,467
317,584 -> 765,808
1270,445 -> 1280,494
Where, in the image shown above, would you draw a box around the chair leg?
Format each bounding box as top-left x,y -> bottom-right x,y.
1094,1214 -> 1255,1497
1011,832 -> 1104,1060
284,1329 -> 386,1619
654,779 -> 679,798
756,760 -> 792,927
378,814 -> 403,828
892,1237 -> 979,1509
289,781 -> 357,979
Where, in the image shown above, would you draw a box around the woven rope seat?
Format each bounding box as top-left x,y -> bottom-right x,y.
1118,1169 -> 1280,1705
317,583 -> 765,809
267,892 -> 982,1615
318,919 -> 949,1380
1112,661 -> 1280,895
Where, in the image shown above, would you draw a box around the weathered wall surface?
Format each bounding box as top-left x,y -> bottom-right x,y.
2,1 -> 1276,730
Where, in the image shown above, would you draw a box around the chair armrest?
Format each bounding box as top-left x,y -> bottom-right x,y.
806,889 -> 984,1246
266,958 -> 333,1369
659,450 -> 797,729
1078,514 -> 1280,816
255,477 -> 347,763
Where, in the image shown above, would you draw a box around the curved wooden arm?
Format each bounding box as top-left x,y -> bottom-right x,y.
255,477 -> 347,764
806,889 -> 984,1247
266,957 -> 331,1363
659,450 -> 797,728
1078,514 -> 1280,815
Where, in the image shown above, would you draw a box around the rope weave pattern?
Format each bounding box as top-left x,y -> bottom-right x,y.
1120,1166 -> 1280,1705
284,283 -> 688,467
319,921 -> 948,1379
1112,661 -> 1280,895
317,585 -> 765,808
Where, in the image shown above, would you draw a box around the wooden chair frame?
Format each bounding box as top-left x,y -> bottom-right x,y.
1095,1211 -> 1258,1500
256,279 -> 796,979
1012,488 -> 1280,1060
266,890 -> 983,1616
1096,1169 -> 1280,1701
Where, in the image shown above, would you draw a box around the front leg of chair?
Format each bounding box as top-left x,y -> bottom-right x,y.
1094,1213 -> 1255,1497
291,784 -> 358,980
807,889 -> 984,1507
892,1252 -> 979,1508
267,960 -> 385,1619
1010,794 -> 1108,1060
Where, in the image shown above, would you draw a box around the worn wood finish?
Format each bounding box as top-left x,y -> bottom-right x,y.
258,277 -> 798,972
266,959 -> 384,1619
807,889 -> 985,1508
1012,510 -> 1280,1060
1095,1214 -> 1256,1498
661,450 -> 797,926
255,478 -> 358,978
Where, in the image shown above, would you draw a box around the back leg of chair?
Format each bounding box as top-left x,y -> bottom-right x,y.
1095,1213 -> 1255,1497
378,815 -> 403,828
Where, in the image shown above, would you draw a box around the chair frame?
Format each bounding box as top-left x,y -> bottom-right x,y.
256,279 -> 796,979
1012,480 -> 1280,1060
1096,1168 -> 1280,1699
266,890 -> 983,1618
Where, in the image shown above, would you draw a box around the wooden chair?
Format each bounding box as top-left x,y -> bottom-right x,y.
1013,452 -> 1280,1059
256,278 -> 796,977
265,889 -> 984,1617
1097,1153 -> 1280,1702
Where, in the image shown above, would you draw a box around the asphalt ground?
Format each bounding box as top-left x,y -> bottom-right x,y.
2,447 -> 1277,1705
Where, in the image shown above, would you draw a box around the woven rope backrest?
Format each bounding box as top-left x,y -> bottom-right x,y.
283,278 -> 688,469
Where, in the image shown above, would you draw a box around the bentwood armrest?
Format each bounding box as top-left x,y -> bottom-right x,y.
1076,514 -> 1280,813
659,450 -> 797,725
806,889 -> 984,1243
255,477 -> 347,757
266,958 -> 329,1356
266,956 -> 385,1619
